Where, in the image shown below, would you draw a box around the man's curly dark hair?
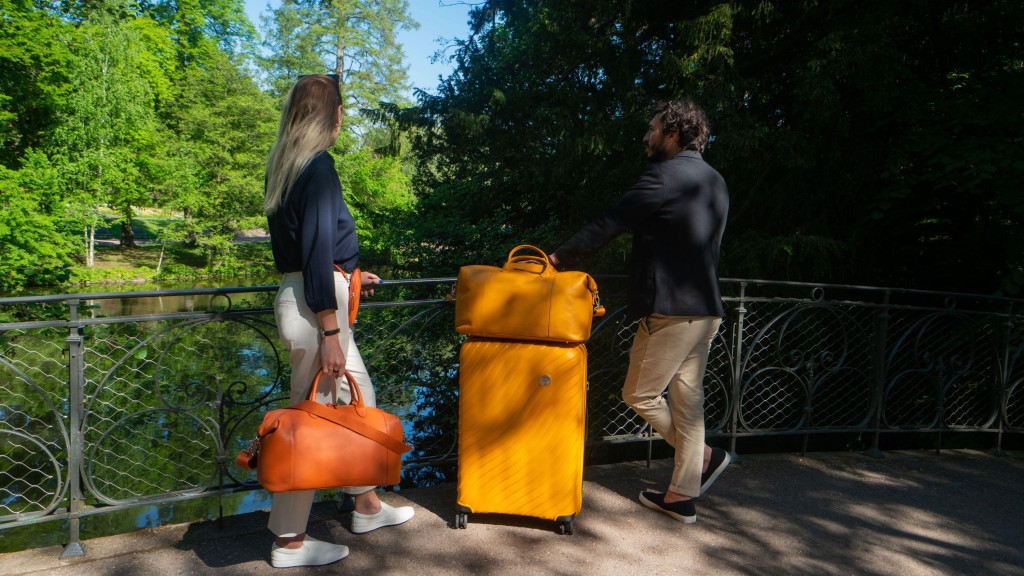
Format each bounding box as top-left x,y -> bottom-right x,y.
652,99 -> 710,152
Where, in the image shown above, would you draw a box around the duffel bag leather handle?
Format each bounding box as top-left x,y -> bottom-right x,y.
300,369 -> 412,455
308,368 -> 365,416
504,245 -> 552,275
235,369 -> 409,471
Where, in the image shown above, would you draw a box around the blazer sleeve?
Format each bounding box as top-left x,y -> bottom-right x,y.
553,165 -> 666,267
298,160 -> 342,313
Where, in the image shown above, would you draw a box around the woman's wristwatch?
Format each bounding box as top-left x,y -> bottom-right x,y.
321,328 -> 341,337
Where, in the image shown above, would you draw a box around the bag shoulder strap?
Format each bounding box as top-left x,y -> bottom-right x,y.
284,400 -> 412,454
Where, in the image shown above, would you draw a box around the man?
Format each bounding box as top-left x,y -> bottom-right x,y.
549,99 -> 731,524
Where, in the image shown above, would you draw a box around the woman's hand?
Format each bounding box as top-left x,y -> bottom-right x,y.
360,270 -> 382,296
320,332 -> 346,376
316,309 -> 346,376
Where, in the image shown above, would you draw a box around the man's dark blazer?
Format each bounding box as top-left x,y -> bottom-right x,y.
552,150 -> 729,321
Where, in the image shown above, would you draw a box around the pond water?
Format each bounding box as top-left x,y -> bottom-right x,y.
7,275 -> 283,316
0,273 -> 442,555
0,488 -> 281,554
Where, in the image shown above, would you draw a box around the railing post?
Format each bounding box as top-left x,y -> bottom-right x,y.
728,282 -> 747,460
60,299 -> 86,558
867,291 -> 890,458
993,303 -> 1013,457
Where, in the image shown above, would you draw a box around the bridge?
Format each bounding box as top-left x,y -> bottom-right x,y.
1,277 -> 1022,566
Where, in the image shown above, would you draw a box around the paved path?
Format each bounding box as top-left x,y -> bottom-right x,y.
2,450 -> 1022,576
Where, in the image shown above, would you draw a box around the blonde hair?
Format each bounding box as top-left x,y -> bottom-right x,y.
264,75 -> 342,215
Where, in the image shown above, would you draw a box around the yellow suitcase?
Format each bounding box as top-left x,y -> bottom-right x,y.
455,338 -> 587,534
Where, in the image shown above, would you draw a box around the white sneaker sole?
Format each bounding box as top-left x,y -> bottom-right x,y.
270,544 -> 349,568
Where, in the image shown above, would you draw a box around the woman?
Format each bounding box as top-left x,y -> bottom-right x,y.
263,74 -> 414,568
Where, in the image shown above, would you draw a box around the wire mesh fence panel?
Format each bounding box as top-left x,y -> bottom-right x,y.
356,300 -> 462,471
882,310 -> 999,430
80,312 -> 285,504
736,300 -> 815,432
0,326 -> 69,521
1006,322 -> 1024,431
2,279 -> 1022,552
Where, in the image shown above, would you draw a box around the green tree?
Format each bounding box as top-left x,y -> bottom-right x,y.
49,4 -> 172,256
260,0 -> 418,131
158,51 -> 278,269
0,0 -> 73,167
335,146 -> 415,264
408,0 -> 1024,294
0,164 -> 71,291
137,0 -> 258,64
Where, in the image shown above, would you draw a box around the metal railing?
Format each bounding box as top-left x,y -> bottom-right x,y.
1,277 -> 1022,556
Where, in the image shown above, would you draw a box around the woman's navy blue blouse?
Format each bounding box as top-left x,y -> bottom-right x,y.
267,151 -> 359,313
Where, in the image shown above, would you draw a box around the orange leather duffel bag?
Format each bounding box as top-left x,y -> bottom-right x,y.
453,245 -> 605,343
236,370 -> 411,492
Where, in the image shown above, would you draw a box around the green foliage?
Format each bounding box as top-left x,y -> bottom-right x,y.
260,0 -> 417,134
0,0 -> 73,167
704,0 -> 1024,293
47,3 -> 169,250
156,50 -> 278,267
408,0 -> 1024,295
4,0 -> 1021,298
335,147 -> 415,261
0,165 -> 72,291
0,0 -> 286,290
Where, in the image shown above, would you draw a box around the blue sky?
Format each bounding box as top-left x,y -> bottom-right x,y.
242,0 -> 476,95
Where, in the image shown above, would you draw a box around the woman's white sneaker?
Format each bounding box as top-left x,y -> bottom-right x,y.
351,501 -> 414,534
270,536 -> 349,568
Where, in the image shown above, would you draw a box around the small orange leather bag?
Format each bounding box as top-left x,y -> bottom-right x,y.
236,370 -> 411,492
453,245 -> 605,343
334,265 -> 361,326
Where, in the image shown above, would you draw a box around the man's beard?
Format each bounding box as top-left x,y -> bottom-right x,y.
646,142 -> 672,162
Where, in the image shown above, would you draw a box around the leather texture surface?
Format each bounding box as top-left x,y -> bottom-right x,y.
241,370 -> 411,492
454,245 -> 602,343
334,264 -> 361,326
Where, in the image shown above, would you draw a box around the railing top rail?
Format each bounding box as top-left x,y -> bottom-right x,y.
718,277 -> 1022,305
0,275 -> 1021,308
0,278 -> 461,306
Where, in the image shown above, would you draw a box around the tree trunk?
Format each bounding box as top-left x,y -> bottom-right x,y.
184,207 -> 199,245
335,44 -> 345,122
120,204 -> 137,248
85,224 -> 95,267
156,244 -> 164,274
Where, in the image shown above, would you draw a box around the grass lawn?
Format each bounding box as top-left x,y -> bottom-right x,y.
82,242 -> 275,283
94,216 -> 182,241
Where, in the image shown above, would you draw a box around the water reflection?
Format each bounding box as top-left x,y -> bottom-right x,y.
68,276 -> 280,317
0,489 -> 279,553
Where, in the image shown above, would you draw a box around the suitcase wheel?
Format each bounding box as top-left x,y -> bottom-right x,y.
558,518 -> 574,535
455,513 -> 468,529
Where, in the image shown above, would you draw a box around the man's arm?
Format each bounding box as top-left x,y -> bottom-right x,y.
551,166 -> 665,267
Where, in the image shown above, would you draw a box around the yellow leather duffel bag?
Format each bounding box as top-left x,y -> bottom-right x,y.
454,245 -> 605,343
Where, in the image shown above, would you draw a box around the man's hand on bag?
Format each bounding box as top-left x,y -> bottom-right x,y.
360,270 -> 382,296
